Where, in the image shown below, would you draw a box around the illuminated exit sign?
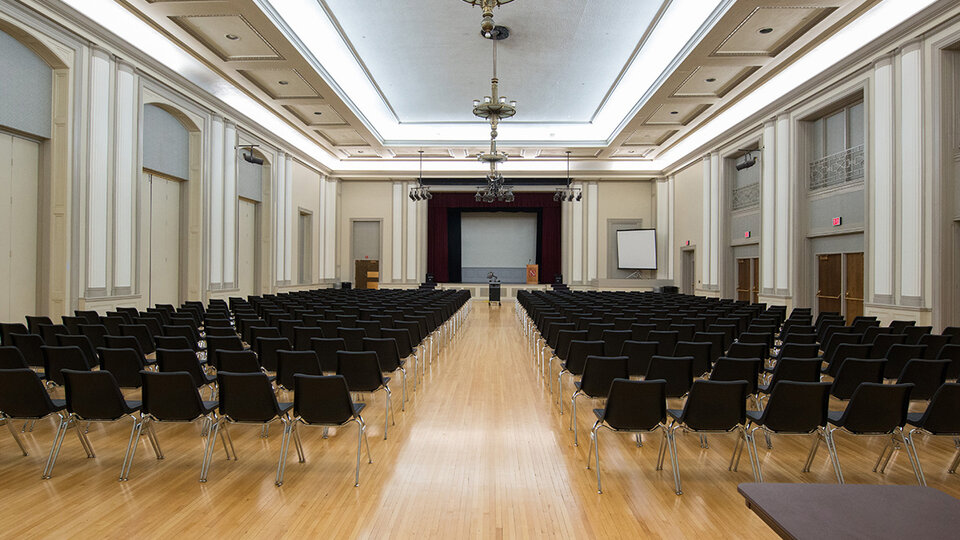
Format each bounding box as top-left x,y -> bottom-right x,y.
832,217 -> 842,226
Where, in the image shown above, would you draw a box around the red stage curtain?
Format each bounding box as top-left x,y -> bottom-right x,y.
426,192 -> 561,284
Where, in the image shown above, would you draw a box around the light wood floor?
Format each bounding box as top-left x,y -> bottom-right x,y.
2,303 -> 959,538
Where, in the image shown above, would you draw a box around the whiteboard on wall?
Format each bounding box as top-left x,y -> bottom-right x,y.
461,212 -> 537,267
617,229 -> 657,269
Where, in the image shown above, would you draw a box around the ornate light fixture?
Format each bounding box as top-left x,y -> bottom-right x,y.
466,0 -> 516,203
409,150 -> 432,201
553,151 -> 582,202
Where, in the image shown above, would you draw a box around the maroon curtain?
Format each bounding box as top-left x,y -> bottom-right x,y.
427,192 -> 561,284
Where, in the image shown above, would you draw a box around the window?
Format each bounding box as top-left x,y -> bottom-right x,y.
808,101 -> 864,191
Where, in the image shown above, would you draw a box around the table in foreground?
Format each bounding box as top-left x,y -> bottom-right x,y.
737,483 -> 960,540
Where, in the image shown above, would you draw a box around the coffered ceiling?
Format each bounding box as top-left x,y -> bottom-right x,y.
114,0 -> 888,172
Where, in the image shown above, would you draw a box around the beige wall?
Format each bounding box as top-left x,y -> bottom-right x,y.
672,161 -> 704,291
290,160 -> 322,285
339,181 -> 394,283
597,180 -> 654,279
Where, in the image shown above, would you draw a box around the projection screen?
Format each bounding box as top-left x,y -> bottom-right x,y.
616,229 -> 657,270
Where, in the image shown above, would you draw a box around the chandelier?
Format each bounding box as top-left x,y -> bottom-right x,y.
466,0 -> 516,203
409,150 -> 432,201
553,151 -> 582,202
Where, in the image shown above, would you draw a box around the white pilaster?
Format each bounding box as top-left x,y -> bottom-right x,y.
586,182 -> 599,282
774,115 -> 791,292
899,42 -> 923,301
222,122 -> 237,285
656,178 -> 671,280
709,152 -> 720,287
701,155 -> 711,289
392,182 -> 403,283
871,57 -> 896,301
667,175 -> 675,280
87,50 -> 111,291
572,181 -> 583,283
405,186 -> 418,282
113,62 -> 136,290
284,154 -> 294,283
324,178 -> 337,280
209,116 -> 224,285
761,120 -> 776,292
274,152 -> 286,282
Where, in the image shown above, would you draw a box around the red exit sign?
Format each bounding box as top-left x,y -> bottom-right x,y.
744,231 -> 751,239
832,217 -> 842,226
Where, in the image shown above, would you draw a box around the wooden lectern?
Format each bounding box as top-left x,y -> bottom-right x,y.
526,264 -> 539,284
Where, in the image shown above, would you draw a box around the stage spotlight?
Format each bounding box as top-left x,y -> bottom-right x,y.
409,191 -> 415,201
553,191 -> 561,202
735,152 -> 757,171
476,191 -> 483,202
424,190 -> 433,200
567,192 -> 575,202
575,191 -> 582,201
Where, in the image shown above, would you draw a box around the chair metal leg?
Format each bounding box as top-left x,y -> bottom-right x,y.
593,427 -> 603,494
802,433 -> 821,473
42,414 -> 70,479
873,441 -> 894,473
948,447 -> 960,474
144,420 -> 163,460
901,430 -> 926,486
199,416 -> 219,482
729,433 -> 744,472
383,386 -> 392,440
275,420 -> 293,486
571,392 -> 580,446
749,428 -> 764,482
5,418 -> 28,456
75,419 -> 96,458
119,415 -> 143,481
824,428 -> 844,484
741,427 -> 759,482
399,367 -> 406,411
220,421 -> 237,460
668,428 -> 682,495
354,419 -> 363,487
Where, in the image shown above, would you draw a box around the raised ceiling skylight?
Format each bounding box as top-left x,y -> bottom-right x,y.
256,0 -> 731,146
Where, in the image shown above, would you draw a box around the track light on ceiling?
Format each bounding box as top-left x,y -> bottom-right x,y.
409,150 -> 431,202
735,149 -> 758,171
237,144 -> 264,165
553,151 -> 581,203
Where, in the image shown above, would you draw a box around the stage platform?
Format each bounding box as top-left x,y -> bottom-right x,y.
379,278 -> 676,301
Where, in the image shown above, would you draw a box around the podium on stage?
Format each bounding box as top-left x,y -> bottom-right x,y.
488,283 -> 501,305
526,264 -> 539,284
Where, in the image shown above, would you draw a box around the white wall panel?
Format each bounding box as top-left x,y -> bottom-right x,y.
275,153 -> 286,281
324,178 -> 337,279
899,43 -> 923,299
701,155 -> 711,287
775,115 -> 791,291
284,155 -> 294,282
392,182 -> 403,282
709,152 -> 720,286
587,182 -> 598,281
761,121 -> 776,290
113,65 -> 136,289
572,182 -> 583,282
872,58 -> 895,298
406,184 -> 417,281
209,116 -> 224,284
223,123 -> 237,284
87,51 -> 110,290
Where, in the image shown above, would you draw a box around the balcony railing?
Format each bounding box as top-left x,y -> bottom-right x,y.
809,144 -> 864,191
732,182 -> 760,211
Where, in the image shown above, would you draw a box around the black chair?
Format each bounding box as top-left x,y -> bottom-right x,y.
338,328 -> 367,352
250,326 -> 282,343
648,331 -> 679,357
710,357 -> 762,409
822,344 -> 872,378
254,337 -> 292,373
0,323 -> 28,345
586,323 -> 615,342
670,324 -> 696,343
154,335 -> 194,352
883,344 -> 927,379
356,320 -> 382,340
600,329 -> 631,357
937,344 -> 960,380
726,342 -> 767,362
758,358 -> 823,400
738,331 -> 773,351
157,348 -> 216,396
363,337 -> 407,408
162,325 -> 201,351
74,310 -> 100,324
205,335 -> 246,370
216,371 -> 294,486
902,383 -> 960,486
39,324 -> 69,344
570,355 -> 629,446
310,337 -> 347,374
868,333 -> 907,359
896,359 -> 949,401
666,380 -> 755,495
56,334 -> 99,368
822,382 -> 918,484
139,370 -> 224,482
621,340 -> 658,379
121,324 -> 156,355
25,316 -> 53,335
98,347 -> 146,388
279,375 -> 372,487
557,340 -> 604,413
336,351 -> 393,439
781,332 -> 818,346
0,346 -> 30,370
100,317 -> 125,336
57,369 -> 159,481
205,326 -> 237,338
919,334 -> 951,359
693,331 -> 725,367
10,334 -> 43,368
829,358 -> 885,401
673,341 -> 712,376
218,350 -> 274,382
586,379 -> 675,494
630,323 -> 656,341
104,335 -> 154,367
0,368 -> 67,472
942,327 -> 960,344
41,345 -> 92,386
904,326 -> 933,345
548,329 -> 586,386
744,381 -> 834,482
293,327 -> 325,351
277,350 -> 322,391
645,355 -> 695,399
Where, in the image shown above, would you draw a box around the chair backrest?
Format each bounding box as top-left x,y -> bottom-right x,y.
294,374 -> 356,425
133,317 -> 163,338
62,369 -> 132,420
738,331 -> 773,349
600,329 -> 631,356
896,359 -> 949,401
546,322 -> 576,348
41,345 -> 92,385
104,334 -> 147,361
673,341 -> 712,376
670,324 -> 696,343
0,368 -> 61,418
913,383 -> 960,434
218,350 -> 262,373
277,350 -> 322,390
79,324 -> 109,351
586,323 -> 615,341
620,340 -> 658,378
782,332 -> 818,346
709,357 -> 761,394
56,334 -> 99,368
822,332 -> 861,360
937,344 -> 960,380
825,344 -> 872,377
336,350 -> 384,392
337,327 -> 367,352
678,380 -> 748,431
292,327 -> 325,351
97,347 -> 145,388
363,337 -> 402,372
693,331 -> 724,364
837,383 -> 913,434
919,334 -> 951,359
217,371 -> 282,423
162,325 -> 200,349
205,335 -> 245,369
250,326 -> 282,342
904,326 -> 933,345
868,333 -> 907,359
578,355 -> 629,398
645,355 -> 694,398
759,381 -> 831,433
630,323 -> 656,341
25,316 -> 53,335
154,335 -> 193,351
830,358 -> 885,400
647,330 -> 679,356
0,346 -> 28,369
882,344 -> 927,379
356,320 -> 382,339
254,337 -> 292,372
563,340 -> 604,376
140,370 -> 207,421
39,324 -> 70,344
601,379 -> 666,431
555,330 -> 587,361
205,326 -> 237,337
120,324 -> 156,354
393,320 -> 423,347
0,323 -> 29,345
726,341 -> 767,361
74,310 -> 100,324
157,348 -> 208,388
769,358 -> 823,387
311,337 -> 347,373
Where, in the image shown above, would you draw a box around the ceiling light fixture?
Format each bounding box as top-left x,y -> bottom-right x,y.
224,34 -> 240,41
758,27 -> 774,34
553,150 -> 581,203
466,0 -> 517,203
278,80 -> 289,85
735,149 -> 758,171
705,77 -> 717,82
409,149 -> 432,201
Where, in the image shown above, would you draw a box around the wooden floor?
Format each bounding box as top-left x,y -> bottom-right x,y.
2,303 -> 959,538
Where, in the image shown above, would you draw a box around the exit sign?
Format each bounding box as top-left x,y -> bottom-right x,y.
832,217 -> 842,226
744,231 -> 751,239
685,240 -> 690,246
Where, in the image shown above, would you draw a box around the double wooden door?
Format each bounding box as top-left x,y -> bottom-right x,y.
817,252 -> 863,323
736,258 -> 759,303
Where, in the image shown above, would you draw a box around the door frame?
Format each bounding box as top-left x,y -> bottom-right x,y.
238,196 -> 261,296
350,218 -> 383,284
144,170 -> 185,307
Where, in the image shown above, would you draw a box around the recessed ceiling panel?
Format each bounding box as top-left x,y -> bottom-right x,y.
170,15 -> 282,61
645,103 -> 708,126
284,104 -> 346,125
322,0 -> 668,123
626,129 -> 677,146
673,66 -> 760,98
240,68 -> 320,99
714,7 -> 835,57
317,127 -> 369,146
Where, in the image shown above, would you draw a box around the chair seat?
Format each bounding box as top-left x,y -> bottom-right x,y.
827,410 -> 843,423
745,410 -> 763,422
278,402 -> 293,415
593,408 -> 605,420
666,409 -> 683,421
757,383 -> 772,394
200,400 -> 218,415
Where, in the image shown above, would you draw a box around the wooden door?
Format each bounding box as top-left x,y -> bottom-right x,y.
682,250 -> 695,295
845,252 -> 864,324
736,259 -> 751,301
355,259 -> 378,290
751,258 -> 760,304
817,254 -> 842,315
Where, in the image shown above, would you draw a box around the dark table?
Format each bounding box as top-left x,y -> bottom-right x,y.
738,483 -> 960,540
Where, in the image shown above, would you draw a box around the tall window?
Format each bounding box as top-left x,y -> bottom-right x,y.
808,101 -> 864,191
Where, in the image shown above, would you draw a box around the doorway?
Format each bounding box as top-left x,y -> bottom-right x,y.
147,173 -> 182,306
816,252 -> 863,323
0,132 -> 39,320
682,249 -> 695,295
736,257 -> 760,303
237,198 -> 258,298
299,211 -> 313,285
351,219 -> 381,286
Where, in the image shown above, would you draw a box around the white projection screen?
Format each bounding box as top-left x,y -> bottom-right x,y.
461,212 -> 537,283
617,228 -> 657,270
